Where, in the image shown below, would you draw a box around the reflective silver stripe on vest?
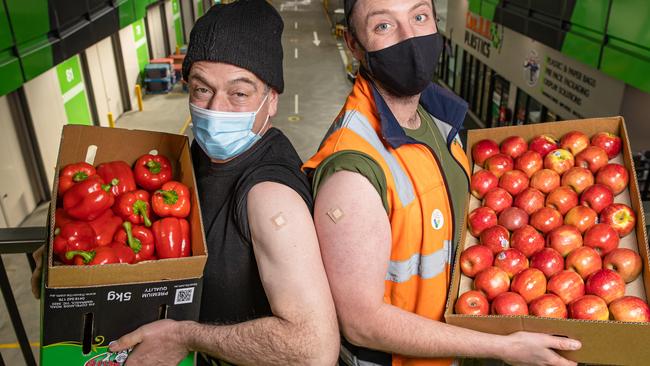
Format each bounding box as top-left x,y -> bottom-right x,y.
386,240 -> 452,283
340,110 -> 416,207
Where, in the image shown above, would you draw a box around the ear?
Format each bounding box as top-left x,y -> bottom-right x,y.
268,89 -> 279,118
344,30 -> 365,63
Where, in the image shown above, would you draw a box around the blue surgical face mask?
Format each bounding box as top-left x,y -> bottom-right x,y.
190,94 -> 270,161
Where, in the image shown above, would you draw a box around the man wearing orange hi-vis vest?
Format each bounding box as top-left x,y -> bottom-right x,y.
303,1 -> 582,365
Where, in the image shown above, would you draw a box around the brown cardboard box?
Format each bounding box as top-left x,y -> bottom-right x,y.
444,117 -> 650,365
46,125 -> 207,287
40,125 -> 207,365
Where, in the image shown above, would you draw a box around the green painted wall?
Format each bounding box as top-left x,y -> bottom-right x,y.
56,56 -> 92,125
0,1 -> 23,95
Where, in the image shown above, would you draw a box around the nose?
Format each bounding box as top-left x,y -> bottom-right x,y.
207,93 -> 229,112
398,23 -> 416,42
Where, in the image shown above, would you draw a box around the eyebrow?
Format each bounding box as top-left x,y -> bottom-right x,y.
365,1 -> 432,24
228,77 -> 258,91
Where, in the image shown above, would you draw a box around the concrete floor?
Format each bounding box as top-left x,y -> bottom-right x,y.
0,0 -> 350,364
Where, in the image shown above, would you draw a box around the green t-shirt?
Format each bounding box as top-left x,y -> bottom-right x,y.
311,105 -> 469,250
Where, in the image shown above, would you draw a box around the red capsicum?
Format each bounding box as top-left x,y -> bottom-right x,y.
152,217 -> 191,259
97,161 -> 137,197
88,210 -> 123,246
134,154 -> 172,191
53,222 -> 96,264
58,162 -> 96,196
63,176 -> 115,221
113,190 -> 152,227
55,208 -> 74,231
109,242 -> 136,264
114,222 -> 155,263
152,181 -> 190,218
66,246 -> 119,266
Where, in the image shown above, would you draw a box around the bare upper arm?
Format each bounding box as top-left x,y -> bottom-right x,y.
246,181 -> 336,324
313,171 -> 392,328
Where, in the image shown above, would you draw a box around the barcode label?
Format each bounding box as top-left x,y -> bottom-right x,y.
174,288 -> 195,305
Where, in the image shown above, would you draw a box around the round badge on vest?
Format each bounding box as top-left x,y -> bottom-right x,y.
431,209 -> 444,230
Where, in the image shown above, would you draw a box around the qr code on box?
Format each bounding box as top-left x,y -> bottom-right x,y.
174,287 -> 195,305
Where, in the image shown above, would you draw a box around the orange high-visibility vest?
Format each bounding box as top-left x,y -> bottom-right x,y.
304,74 -> 470,366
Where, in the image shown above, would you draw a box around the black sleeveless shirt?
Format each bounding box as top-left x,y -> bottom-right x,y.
192,128 -> 313,327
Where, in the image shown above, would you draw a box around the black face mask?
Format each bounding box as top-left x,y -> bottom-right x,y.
363,33 -> 443,97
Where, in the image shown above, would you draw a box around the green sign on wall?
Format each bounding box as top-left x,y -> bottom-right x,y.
133,18 -> 149,74
56,55 -> 92,126
172,0 -> 184,47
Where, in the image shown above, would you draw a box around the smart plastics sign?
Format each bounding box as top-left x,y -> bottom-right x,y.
447,1 -> 625,120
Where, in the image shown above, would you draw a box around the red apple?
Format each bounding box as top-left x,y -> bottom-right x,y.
498,207 -> 529,232
544,149 -> 575,175
566,246 -> 602,280
591,132 -> 622,160
546,225 -> 583,257
568,295 -> 609,320
479,225 -> 510,254
580,184 -> 614,214
494,249 -> 529,278
547,270 -> 585,304
561,167 -> 594,194
455,290 -> 490,315
483,188 -> 513,214
546,186 -> 579,215
575,146 -> 608,174
468,207 -> 498,237
530,248 -> 564,278
529,135 -> 558,158
530,169 -> 561,194
500,136 -> 528,159
560,131 -> 590,156
609,296 -> 650,322
474,266 -> 511,300
599,203 -> 636,238
529,294 -> 568,318
460,245 -> 495,278
472,139 -> 500,167
514,188 -> 545,215
514,150 -> 543,178
470,170 -> 499,199
530,207 -> 563,234
485,154 -> 514,178
596,164 -> 629,196
491,291 -> 529,315
564,206 -> 598,234
585,269 -> 626,304
511,268 -> 547,303
499,170 -> 530,196
511,225 -> 545,258
603,248 -> 642,283
583,223 -> 620,256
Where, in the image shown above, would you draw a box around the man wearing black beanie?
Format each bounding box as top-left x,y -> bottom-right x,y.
108,1 -> 339,365
305,1 -> 581,366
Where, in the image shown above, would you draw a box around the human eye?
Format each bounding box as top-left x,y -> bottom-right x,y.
415,14 -> 428,22
374,22 -> 392,33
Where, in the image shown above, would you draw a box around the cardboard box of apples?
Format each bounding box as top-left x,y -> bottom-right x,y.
444,117 -> 649,365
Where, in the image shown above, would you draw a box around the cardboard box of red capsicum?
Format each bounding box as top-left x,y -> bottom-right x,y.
444,117 -> 650,365
40,125 -> 208,365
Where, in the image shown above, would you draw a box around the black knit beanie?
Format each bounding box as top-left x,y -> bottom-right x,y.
182,0 -> 284,93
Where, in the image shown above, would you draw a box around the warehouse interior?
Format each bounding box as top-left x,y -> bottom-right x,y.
1,0 -> 650,365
